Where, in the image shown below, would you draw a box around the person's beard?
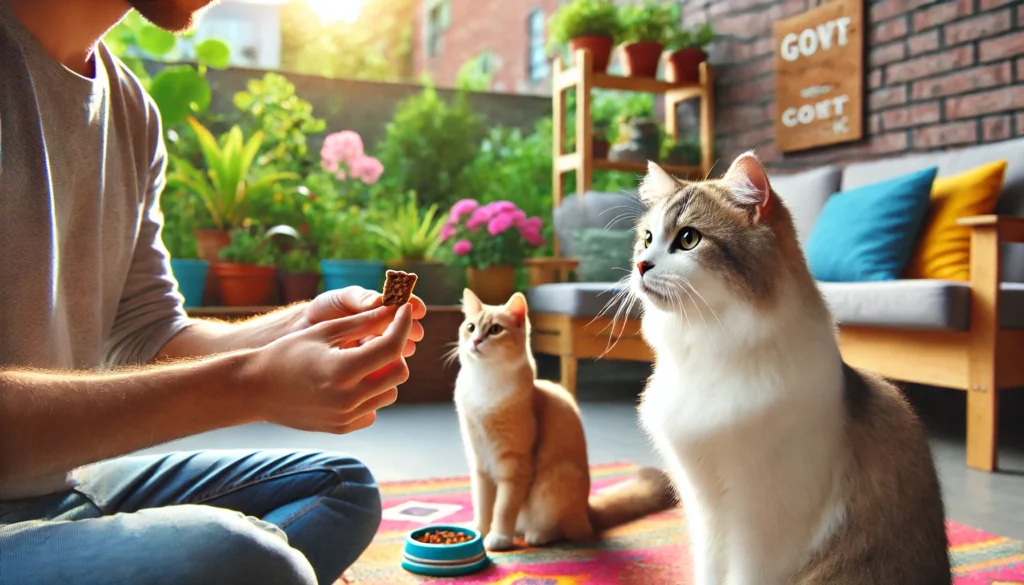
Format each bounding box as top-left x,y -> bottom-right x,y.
128,0 -> 218,33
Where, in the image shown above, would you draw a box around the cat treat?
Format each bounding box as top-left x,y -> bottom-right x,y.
382,270 -> 418,306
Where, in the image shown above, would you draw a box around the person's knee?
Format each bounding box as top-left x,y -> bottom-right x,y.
175,506 -> 317,585
324,454 -> 383,537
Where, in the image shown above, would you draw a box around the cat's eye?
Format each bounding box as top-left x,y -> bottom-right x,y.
644,231 -> 653,248
673,227 -> 702,251
467,323 -> 475,333
488,324 -> 503,335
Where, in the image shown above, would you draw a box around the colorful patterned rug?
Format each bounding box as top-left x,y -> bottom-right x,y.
349,463 -> 1024,584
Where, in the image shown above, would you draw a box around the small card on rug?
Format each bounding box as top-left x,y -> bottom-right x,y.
382,500 -> 463,524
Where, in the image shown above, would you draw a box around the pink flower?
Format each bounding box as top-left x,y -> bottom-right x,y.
453,239 -> 473,256
440,224 -> 456,242
348,155 -> 384,185
449,199 -> 480,223
467,206 -> 496,231
321,130 -> 364,167
487,213 -> 515,236
521,227 -> 545,247
488,201 -> 519,214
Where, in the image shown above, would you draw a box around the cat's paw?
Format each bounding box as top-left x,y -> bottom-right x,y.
483,532 -> 515,551
524,529 -> 560,548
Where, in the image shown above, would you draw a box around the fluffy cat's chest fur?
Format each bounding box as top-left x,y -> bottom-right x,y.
454,364 -> 535,476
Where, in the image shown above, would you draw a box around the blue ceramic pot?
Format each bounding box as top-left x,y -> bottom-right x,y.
170,258 -> 209,308
402,525 -> 489,577
320,259 -> 385,292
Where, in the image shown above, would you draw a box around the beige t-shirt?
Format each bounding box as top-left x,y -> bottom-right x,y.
0,3 -> 190,499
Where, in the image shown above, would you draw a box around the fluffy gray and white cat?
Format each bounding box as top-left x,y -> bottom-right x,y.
630,153 -> 951,584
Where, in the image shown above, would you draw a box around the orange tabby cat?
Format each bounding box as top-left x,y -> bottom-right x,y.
453,289 -> 674,551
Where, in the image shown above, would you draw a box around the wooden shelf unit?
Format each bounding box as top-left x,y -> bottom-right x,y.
551,49 -> 715,253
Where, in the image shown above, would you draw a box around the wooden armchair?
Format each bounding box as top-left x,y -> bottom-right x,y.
838,215 -> 1024,471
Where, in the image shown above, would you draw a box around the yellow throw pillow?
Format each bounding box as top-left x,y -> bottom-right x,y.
905,160 -> 1007,281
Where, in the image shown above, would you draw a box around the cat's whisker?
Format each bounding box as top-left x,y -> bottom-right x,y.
666,275 -> 716,349
679,276 -> 723,331
442,343 -> 462,369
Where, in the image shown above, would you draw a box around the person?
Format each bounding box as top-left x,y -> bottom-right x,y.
0,1 -> 426,583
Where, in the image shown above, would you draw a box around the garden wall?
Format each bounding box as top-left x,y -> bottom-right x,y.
681,0 -> 1024,171
149,62 -> 551,150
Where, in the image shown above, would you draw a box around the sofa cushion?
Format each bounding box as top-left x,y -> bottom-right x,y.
572,228 -> 636,282
905,160 -> 1008,281
528,281 -> 1024,331
553,190 -> 644,256
527,282 -> 642,320
768,165 -> 842,248
839,137 -> 1024,282
806,167 -> 938,282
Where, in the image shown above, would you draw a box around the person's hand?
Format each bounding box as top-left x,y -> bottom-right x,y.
244,304 -> 414,434
298,286 -> 427,357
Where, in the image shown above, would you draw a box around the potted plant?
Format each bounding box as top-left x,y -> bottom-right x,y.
368,192 -> 460,305
610,114 -> 662,163
593,123 -> 611,160
442,199 -> 546,305
215,226 -> 279,306
278,248 -> 322,304
548,0 -> 623,74
161,188 -> 208,308
665,22 -> 714,84
618,1 -> 676,78
316,206 -> 386,292
167,116 -> 298,263
664,137 -> 703,166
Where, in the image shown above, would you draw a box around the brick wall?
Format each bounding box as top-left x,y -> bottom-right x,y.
413,0 -> 561,95
681,0 -> 1024,171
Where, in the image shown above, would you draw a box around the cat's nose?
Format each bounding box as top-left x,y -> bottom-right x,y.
637,261 -> 654,276
473,338 -> 482,345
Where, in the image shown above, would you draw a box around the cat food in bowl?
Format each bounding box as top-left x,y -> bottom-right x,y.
401,525 -> 489,576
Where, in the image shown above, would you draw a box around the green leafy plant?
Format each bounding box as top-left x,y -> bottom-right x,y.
233,73 -> 327,174
219,227 -> 278,266
167,117 -> 298,230
547,0 -> 623,49
103,10 -> 231,125
367,193 -> 446,262
667,22 -> 715,51
374,84 -> 484,211
160,188 -> 202,259
313,205 -> 383,261
278,248 -> 320,274
618,1 -> 677,44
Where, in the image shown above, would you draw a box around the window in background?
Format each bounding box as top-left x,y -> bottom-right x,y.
527,9 -> 548,82
427,0 -> 450,57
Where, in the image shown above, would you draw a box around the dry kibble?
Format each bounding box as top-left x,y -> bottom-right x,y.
415,529 -> 472,544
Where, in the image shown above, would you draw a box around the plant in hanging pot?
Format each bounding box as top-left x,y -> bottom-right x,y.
665,22 -> 714,84
618,1 -> 677,78
548,0 -> 623,74
367,192 -> 461,305
215,226 -> 279,307
277,248 -> 322,304
442,199 -> 546,306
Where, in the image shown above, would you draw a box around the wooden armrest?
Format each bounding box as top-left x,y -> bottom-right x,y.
524,257 -> 581,269
956,215 -> 1024,242
524,257 -> 580,286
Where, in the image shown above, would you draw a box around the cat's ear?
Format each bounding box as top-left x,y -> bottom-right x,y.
504,292 -> 528,327
462,288 -> 483,317
722,150 -> 773,223
638,161 -> 680,205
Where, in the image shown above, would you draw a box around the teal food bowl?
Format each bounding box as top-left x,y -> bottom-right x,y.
401,525 -> 489,576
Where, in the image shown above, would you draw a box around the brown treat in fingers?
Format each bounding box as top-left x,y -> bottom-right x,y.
382,270 -> 418,306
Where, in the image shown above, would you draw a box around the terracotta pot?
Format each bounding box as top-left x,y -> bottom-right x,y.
466,266 -> 517,306
214,263 -> 277,307
593,138 -> 610,160
280,272 -> 321,305
620,41 -> 664,78
665,49 -> 707,84
194,229 -> 231,305
569,36 -> 614,73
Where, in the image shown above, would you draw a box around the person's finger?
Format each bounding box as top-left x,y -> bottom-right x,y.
316,305 -> 398,344
359,357 -> 410,395
348,305 -> 414,378
403,340 -> 416,358
408,295 -> 427,319
307,286 -> 381,324
329,411 -> 378,435
348,387 -> 399,421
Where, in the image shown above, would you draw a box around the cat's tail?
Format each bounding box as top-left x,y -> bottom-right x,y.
588,466 -> 676,533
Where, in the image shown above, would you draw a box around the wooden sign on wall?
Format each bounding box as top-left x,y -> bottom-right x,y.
773,0 -> 864,152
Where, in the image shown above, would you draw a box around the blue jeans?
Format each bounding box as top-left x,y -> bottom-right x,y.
0,450 -> 382,585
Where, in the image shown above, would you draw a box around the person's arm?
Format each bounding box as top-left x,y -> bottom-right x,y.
0,351 -> 255,483
0,304 -> 414,485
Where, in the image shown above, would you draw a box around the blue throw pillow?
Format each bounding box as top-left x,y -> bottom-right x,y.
805,166 -> 938,282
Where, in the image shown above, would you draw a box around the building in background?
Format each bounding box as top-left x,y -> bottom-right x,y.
190,0 -> 283,69
415,0 -> 561,95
